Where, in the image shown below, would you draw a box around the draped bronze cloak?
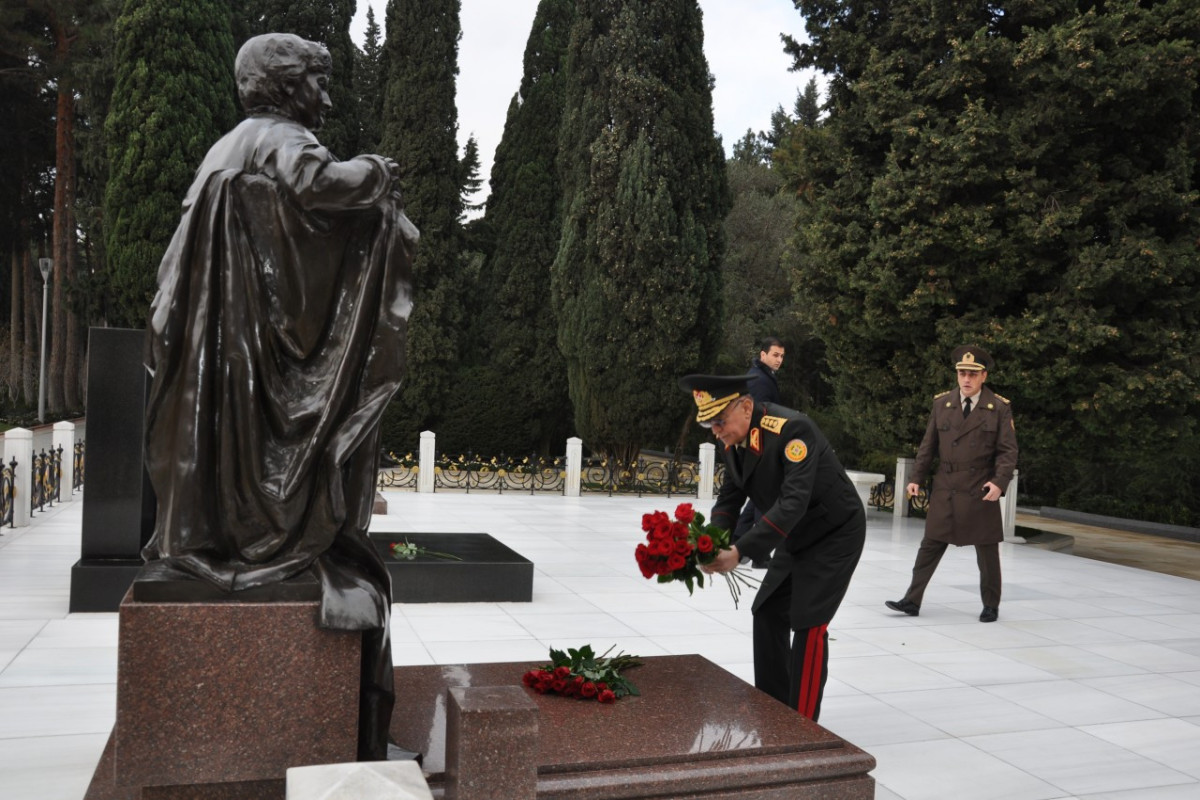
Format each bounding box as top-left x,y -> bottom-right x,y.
142,114 -> 417,758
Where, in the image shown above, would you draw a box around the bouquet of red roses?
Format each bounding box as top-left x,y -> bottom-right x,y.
634,502 -> 760,608
521,644 -> 642,703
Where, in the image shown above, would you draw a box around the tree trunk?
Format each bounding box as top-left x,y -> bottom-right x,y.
48,18 -> 77,415
23,247 -> 39,407
9,247 -> 23,404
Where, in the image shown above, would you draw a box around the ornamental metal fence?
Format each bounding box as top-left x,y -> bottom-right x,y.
579,452 -> 711,498
30,446 -> 63,515
73,440 -> 85,493
1,458 -> 15,528
376,443 -> 726,498
868,477 -> 930,516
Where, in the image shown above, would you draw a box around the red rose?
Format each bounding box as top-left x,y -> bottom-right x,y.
671,522 -> 689,540
552,677 -> 568,693
673,539 -> 693,556
554,665 -> 571,679
641,513 -> 655,532
697,535 -> 714,553
522,671 -> 537,687
667,553 -> 686,571
598,689 -> 617,704
675,503 -> 695,524
581,681 -> 598,698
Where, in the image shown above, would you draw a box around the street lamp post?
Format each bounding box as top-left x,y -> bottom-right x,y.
37,257 -> 53,423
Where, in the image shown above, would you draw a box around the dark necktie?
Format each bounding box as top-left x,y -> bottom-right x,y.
963,397 -> 972,418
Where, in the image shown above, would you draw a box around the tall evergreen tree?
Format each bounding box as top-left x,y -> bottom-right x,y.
234,0 -> 360,157
378,0 -> 464,451
103,0 -> 237,329
785,0 -> 1200,522
355,4 -> 384,151
554,0 -> 730,462
448,0 -> 575,457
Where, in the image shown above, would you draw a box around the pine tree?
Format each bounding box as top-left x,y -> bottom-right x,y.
234,0 -> 360,157
554,0 -> 730,462
377,0 -> 464,452
103,0 -> 237,329
785,0 -> 1200,522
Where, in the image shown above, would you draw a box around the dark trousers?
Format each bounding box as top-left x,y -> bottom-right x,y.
902,536 -> 1001,608
752,579 -> 830,721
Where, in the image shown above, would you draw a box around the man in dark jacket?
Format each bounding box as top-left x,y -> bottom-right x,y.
885,345 -> 1018,623
681,373 -> 865,721
734,337 -> 786,560
746,337 -> 785,405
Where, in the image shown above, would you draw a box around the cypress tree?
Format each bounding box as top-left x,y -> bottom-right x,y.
449,0 -> 575,457
378,0 -> 464,451
103,0 -> 236,329
234,0 -> 359,157
785,0 -> 1200,522
554,0 -> 730,462
355,4 -> 384,151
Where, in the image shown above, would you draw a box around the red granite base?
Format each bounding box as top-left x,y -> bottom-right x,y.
84,589 -> 362,799
390,654 -> 875,799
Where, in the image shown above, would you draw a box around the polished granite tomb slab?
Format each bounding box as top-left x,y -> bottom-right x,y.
369,532 -> 533,603
390,654 -> 876,799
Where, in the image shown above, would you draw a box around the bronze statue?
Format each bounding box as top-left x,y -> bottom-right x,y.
141,32 -> 417,760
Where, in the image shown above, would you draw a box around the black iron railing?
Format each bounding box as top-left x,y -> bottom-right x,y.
73,439 -> 85,493
868,477 -> 929,516
433,452 -> 566,494
30,446 -> 63,515
1,458 -> 15,528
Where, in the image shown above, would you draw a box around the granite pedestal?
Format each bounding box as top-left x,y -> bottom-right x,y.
370,532 -> 533,603
390,654 -> 876,799
84,570 -> 363,800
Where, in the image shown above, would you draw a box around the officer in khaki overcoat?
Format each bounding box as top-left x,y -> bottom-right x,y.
886,345 -> 1018,623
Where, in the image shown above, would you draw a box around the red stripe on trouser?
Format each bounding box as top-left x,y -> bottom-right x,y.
796,625 -> 827,719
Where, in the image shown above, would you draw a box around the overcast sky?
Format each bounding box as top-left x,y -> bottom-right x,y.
351,1 -> 818,206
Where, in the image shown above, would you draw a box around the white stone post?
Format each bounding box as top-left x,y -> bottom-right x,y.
895,457 -> 914,517
698,443 -> 716,502
564,437 -> 582,497
52,420 -> 75,499
4,427 -> 33,527
418,430 -> 436,493
1001,469 -> 1020,541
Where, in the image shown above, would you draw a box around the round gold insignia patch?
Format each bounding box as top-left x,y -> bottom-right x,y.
785,439 -> 808,463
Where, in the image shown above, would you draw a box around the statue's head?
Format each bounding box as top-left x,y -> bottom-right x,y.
236,33 -> 333,130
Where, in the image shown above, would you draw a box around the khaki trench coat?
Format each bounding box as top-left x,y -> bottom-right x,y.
910,385 -> 1018,546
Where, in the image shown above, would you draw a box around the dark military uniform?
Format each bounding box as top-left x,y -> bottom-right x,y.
901,385 -> 1018,610
710,402 -> 865,720
890,346 -> 1019,621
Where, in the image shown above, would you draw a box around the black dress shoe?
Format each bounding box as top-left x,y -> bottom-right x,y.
980,606 -> 999,623
885,599 -> 920,616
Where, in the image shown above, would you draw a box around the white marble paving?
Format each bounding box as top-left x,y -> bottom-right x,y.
2,493 -> 1200,800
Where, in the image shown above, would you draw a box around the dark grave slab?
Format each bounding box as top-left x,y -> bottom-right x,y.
71,328 -> 157,613
390,654 -> 876,799
370,532 -> 533,603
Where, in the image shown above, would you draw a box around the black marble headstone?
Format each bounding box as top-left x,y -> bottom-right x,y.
69,328 -> 157,612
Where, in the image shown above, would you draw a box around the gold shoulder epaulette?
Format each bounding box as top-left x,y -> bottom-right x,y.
994,393 -> 1011,404
934,390 -> 952,400
759,415 -> 787,434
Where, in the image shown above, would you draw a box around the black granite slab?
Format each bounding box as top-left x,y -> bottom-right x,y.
70,328 -> 157,612
369,532 -> 533,603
